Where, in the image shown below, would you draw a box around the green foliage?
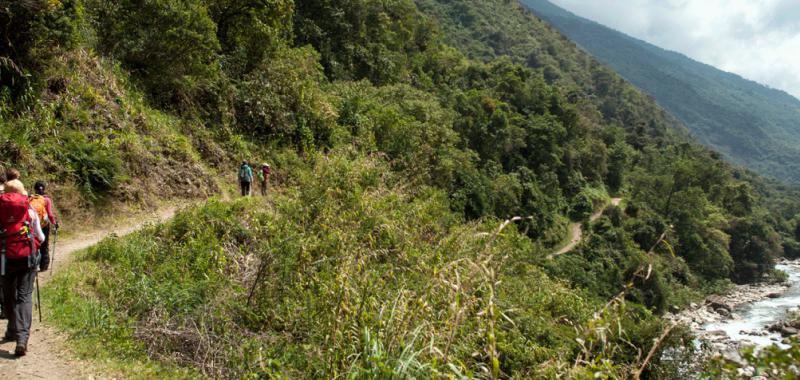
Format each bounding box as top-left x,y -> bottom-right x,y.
0,0 -> 83,102
9,0 -> 799,377
87,0 -> 221,106
207,0 -> 293,77
43,263 -> 203,379
47,151 -> 681,378
294,0 -> 436,84
727,216 -> 782,283
59,131 -> 124,199
233,46 -> 336,148
707,339 -> 800,379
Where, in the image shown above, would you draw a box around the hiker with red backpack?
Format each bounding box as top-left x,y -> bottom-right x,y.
0,179 -> 45,356
258,163 -> 271,196
30,181 -> 58,272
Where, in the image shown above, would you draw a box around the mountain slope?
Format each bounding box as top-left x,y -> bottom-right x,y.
522,0 -> 800,183
6,0 -> 800,377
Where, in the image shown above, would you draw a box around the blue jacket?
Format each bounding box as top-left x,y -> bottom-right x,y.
239,164 -> 254,182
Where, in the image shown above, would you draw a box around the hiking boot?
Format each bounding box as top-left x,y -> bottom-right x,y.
14,342 -> 27,356
2,333 -> 14,342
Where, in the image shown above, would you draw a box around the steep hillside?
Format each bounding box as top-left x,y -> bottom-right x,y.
3,0 -> 799,377
0,49 -> 221,223
522,0 -> 800,183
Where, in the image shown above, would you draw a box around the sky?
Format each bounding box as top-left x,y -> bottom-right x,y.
549,0 -> 800,99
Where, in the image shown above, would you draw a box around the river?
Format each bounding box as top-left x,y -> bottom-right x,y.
698,261 -> 800,348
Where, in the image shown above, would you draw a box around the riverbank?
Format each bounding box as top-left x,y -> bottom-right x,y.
667,259 -> 800,358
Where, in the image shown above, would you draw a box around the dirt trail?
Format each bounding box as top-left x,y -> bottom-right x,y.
0,205 -> 183,379
549,197 -> 622,259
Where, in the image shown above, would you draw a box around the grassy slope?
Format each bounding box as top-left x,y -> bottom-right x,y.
44,150 -> 678,378
28,0 -> 796,378
0,49 -> 236,229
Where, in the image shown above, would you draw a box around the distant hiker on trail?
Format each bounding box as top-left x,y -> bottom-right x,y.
0,179 -> 45,356
239,161 -> 254,197
31,181 -> 58,272
258,163 -> 271,196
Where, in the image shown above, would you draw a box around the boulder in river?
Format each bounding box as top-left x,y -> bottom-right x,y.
780,326 -> 798,337
768,323 -> 782,333
766,292 -> 782,299
721,348 -> 745,366
707,295 -> 732,313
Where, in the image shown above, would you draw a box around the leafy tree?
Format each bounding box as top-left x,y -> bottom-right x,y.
206,0 -> 293,77
233,46 -> 335,148
727,216 -> 782,283
294,0 -> 436,84
87,0 -> 220,106
0,0 -> 82,102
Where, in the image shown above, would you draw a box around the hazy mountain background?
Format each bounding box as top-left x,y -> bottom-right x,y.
522,0 -> 800,183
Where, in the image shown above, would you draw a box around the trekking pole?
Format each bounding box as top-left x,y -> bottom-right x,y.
35,271 -> 42,323
52,227 -> 58,267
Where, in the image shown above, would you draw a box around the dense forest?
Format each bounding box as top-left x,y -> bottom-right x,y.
523,0 -> 800,184
2,0 -> 800,377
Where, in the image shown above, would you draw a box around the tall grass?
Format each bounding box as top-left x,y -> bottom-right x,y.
44,150 -> 681,378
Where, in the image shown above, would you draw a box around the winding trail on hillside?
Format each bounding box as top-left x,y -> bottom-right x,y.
0,205 -> 183,379
548,197 -> 622,259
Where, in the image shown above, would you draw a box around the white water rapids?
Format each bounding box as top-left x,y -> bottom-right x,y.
701,262 -> 800,348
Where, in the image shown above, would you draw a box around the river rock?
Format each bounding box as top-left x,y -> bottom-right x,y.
768,323 -> 784,333
740,329 -> 767,337
716,308 -> 732,318
766,292 -> 782,299
721,348 -> 745,366
736,366 -> 755,378
707,296 -> 732,312
780,326 -> 798,337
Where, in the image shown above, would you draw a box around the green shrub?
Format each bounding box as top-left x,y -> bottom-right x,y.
60,131 -> 124,200
0,0 -> 83,102
87,0 -> 220,106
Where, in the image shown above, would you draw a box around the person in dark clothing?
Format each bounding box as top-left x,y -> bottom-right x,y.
1,179 -> 45,356
31,181 -> 58,271
238,161 -> 254,197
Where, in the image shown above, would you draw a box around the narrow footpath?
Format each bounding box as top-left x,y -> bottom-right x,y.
548,197 -> 622,259
0,205 -> 182,379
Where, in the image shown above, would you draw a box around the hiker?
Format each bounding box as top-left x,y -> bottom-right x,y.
238,161 -> 254,197
31,181 -> 58,272
0,179 -> 45,356
5,169 -> 20,182
259,163 -> 271,196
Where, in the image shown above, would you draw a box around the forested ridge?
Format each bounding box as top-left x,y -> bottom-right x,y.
522,0 -> 800,184
2,0 -> 800,377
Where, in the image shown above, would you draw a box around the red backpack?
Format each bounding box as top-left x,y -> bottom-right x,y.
0,192 -> 39,260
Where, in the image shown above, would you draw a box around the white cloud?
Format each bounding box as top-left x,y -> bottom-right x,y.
549,0 -> 800,99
